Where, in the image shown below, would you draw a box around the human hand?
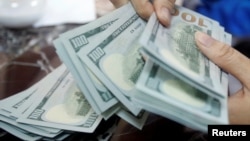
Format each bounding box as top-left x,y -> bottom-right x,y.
195,31 -> 250,124
109,0 -> 176,26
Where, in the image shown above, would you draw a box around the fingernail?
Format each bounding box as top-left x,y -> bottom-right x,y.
161,7 -> 171,24
195,31 -> 214,47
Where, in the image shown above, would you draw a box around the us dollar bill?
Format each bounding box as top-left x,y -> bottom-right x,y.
0,66 -> 66,134
131,89 -> 208,132
52,2 -> 134,115
140,6 -> 230,99
16,66 -> 102,133
77,2 -> 145,116
0,121 -> 42,141
134,59 -> 228,132
54,39 -> 120,119
0,114 -> 61,138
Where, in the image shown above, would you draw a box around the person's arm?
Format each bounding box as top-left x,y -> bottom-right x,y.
195,31 -> 250,124
110,0 -> 176,26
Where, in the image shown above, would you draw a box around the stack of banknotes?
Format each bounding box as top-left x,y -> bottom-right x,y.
0,2 -> 232,140
0,65 -> 103,140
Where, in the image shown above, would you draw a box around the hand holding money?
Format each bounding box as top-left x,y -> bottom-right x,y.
0,2 -> 234,140
195,31 -> 250,125
110,0 -> 175,26
136,4 -> 232,131
38,2 -> 233,133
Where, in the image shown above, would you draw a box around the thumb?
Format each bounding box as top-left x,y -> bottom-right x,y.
195,31 -> 250,90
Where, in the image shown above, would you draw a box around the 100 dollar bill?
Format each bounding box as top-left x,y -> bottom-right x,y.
53,4 -> 134,114
17,65 -> 102,133
134,59 -> 228,132
77,2 -> 145,116
140,6 -> 230,99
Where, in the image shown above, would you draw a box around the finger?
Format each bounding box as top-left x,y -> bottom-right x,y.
153,0 -> 176,26
131,0 -> 154,20
110,0 -> 129,8
195,31 -> 250,90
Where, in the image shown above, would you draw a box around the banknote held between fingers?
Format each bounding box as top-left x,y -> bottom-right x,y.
153,0 -> 176,26
195,31 -> 250,91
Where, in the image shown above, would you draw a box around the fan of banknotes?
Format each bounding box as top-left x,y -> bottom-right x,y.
0,2 -> 231,140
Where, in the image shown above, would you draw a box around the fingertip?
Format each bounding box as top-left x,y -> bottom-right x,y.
156,7 -> 171,27
133,2 -> 154,21
153,0 -> 176,27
